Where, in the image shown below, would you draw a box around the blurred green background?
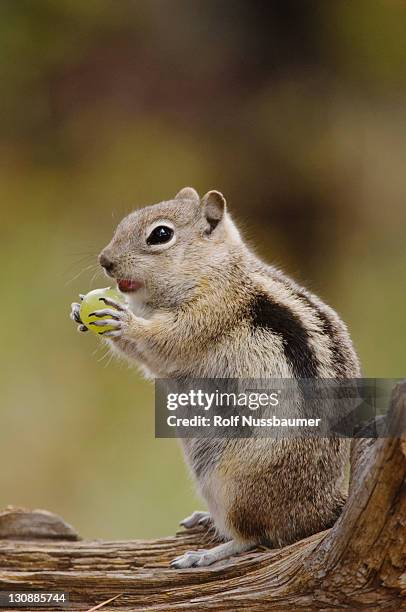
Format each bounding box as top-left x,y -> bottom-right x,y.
0,0 -> 405,540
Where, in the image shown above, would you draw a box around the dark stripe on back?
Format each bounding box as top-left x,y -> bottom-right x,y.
250,292 -> 319,378
295,291 -> 351,376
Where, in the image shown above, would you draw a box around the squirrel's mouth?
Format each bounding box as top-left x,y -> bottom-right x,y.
117,279 -> 144,293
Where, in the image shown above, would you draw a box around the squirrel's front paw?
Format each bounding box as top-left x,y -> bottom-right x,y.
87,297 -> 133,338
70,295 -> 88,333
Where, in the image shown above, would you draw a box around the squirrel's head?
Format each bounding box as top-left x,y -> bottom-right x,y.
99,187 -> 242,308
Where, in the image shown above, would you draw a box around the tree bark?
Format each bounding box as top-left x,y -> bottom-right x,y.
0,383 -> 405,611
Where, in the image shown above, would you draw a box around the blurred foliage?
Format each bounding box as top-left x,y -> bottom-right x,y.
0,1 -> 405,539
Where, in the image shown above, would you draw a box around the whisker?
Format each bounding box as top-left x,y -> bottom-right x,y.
102,353 -> 114,368
90,266 -> 104,287
65,263 -> 99,286
96,349 -> 110,363
67,251 -> 98,259
93,344 -> 108,360
93,343 -> 115,368
63,255 -> 97,277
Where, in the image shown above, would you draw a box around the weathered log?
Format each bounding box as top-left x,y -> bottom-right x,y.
0,384 -> 405,611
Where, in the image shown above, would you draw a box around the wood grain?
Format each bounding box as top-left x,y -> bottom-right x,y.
0,383 -> 405,611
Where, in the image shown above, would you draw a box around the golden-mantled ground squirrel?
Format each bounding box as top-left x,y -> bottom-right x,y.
70,187 -> 360,568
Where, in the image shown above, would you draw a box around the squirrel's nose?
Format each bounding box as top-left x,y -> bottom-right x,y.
99,251 -> 115,273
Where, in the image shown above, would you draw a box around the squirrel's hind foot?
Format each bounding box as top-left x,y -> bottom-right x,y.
180,510 -> 211,530
170,539 -> 253,569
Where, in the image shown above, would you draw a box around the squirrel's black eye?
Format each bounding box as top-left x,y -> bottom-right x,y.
147,225 -> 174,246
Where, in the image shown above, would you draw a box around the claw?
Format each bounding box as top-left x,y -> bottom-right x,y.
99,297 -> 126,311
89,319 -> 121,328
71,302 -> 83,325
89,308 -> 120,319
170,549 -> 208,569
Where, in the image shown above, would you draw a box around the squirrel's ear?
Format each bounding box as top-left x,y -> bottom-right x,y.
175,187 -> 199,202
201,190 -> 226,233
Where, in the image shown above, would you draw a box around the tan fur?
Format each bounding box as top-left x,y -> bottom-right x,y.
91,187 -> 360,555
